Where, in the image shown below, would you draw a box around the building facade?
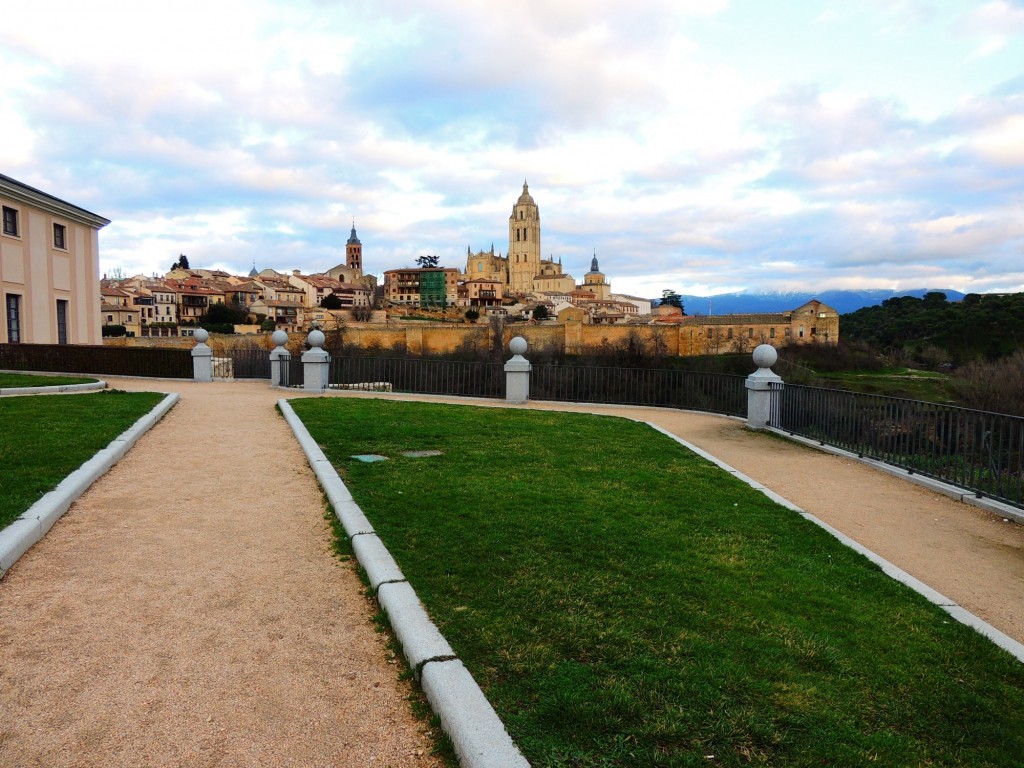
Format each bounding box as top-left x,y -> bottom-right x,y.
1,174 -> 109,345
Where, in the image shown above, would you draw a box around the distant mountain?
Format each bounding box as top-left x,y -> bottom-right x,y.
664,289 -> 967,316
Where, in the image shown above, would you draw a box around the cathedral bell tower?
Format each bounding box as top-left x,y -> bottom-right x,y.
346,222 -> 362,272
508,181 -> 540,294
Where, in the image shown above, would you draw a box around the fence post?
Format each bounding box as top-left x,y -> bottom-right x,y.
745,344 -> 782,430
191,328 -> 213,382
302,328 -> 330,392
269,330 -> 291,388
504,336 -> 531,404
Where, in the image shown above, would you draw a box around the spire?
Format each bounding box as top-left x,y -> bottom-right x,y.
347,219 -> 361,245
590,250 -> 599,273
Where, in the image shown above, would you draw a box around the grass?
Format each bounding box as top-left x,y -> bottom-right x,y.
0,390 -> 165,531
291,397 -> 1024,768
813,367 -> 955,402
0,372 -> 99,388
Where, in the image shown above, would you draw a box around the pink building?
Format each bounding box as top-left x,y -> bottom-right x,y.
1,174 -> 109,345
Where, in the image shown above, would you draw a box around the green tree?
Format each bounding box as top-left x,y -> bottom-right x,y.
320,293 -> 343,309
532,304 -> 549,320
415,254 -> 440,268
170,254 -> 190,271
465,309 -> 480,322
661,289 -> 684,311
203,302 -> 247,325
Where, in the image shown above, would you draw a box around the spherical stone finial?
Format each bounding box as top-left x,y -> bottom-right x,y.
307,329 -> 326,348
194,328 -> 209,344
272,329 -> 288,347
509,336 -> 528,356
752,344 -> 778,369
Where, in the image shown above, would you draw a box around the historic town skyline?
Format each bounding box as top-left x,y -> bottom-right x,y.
2,1 -> 1022,299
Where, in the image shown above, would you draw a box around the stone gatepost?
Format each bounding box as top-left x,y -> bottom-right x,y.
269,329 -> 291,388
302,328 -> 330,392
745,344 -> 783,430
504,336 -> 531,404
191,328 -> 213,382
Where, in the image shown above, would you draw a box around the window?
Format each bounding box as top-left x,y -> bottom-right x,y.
2,206 -> 18,237
56,299 -> 68,344
770,327 -> 776,339
748,328 -> 753,338
727,328 -> 733,339
6,294 -> 22,343
53,223 -> 67,249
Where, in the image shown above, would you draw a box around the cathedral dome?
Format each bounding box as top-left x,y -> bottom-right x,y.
517,181 -> 535,205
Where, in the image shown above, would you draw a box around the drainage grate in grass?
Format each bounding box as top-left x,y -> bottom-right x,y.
350,454 -> 389,463
401,450 -> 444,458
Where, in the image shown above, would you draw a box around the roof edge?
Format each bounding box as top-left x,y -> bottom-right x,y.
0,173 -> 111,229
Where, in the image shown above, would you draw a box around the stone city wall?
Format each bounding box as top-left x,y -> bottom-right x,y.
104,316 -> 838,357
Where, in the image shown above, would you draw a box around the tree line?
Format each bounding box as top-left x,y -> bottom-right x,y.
840,291 -> 1024,365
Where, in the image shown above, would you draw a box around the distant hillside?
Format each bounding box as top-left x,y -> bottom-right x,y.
663,289 -> 967,316
840,292 -> 1024,363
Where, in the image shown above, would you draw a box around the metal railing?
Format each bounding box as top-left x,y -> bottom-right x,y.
215,348 -> 272,379
0,342 -> 191,379
530,364 -> 747,417
773,384 -> 1024,509
328,356 -> 503,398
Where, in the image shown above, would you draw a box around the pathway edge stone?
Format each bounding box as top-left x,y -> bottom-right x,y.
0,380 -> 107,396
647,421 -> 1024,664
277,398 -> 531,768
0,392 -> 179,578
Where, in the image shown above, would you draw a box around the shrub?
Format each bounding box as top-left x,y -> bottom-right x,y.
101,324 -> 127,337
949,350 -> 1024,416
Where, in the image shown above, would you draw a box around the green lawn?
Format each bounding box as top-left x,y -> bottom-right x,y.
813,367 -> 955,402
0,372 -> 99,388
0,391 -> 165,531
292,398 -> 1024,768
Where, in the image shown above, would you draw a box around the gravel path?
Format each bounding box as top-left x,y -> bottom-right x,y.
2,380 -> 1021,767
0,380 -> 443,768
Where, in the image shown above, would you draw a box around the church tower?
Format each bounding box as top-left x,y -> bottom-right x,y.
583,251 -> 610,300
346,222 -> 362,272
508,181 -> 541,294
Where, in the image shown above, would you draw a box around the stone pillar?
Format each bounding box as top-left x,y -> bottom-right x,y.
191,328 -> 213,382
504,336 -> 531,404
302,328 -> 330,392
269,329 -> 291,388
745,344 -> 783,430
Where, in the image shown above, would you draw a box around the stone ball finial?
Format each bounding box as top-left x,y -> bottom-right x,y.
272,329 -> 288,347
307,329 -> 326,348
194,328 -> 209,344
752,344 -> 778,369
509,336 -> 528,356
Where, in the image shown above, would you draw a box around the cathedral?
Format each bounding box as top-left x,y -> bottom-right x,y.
462,182 -> 608,298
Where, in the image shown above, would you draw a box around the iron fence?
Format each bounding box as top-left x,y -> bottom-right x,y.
328,356 -> 503,398
530,363 -> 747,417
213,348 -> 272,379
0,342 -> 191,379
773,384 -> 1024,510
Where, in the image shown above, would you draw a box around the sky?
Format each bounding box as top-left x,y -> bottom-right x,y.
1,1 -> 1023,299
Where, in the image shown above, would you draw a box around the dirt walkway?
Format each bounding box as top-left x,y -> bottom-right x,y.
2,380 -> 1022,767
0,381 -> 443,768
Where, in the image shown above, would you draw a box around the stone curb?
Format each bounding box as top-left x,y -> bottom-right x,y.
764,426 -> 1024,524
277,399 -> 530,768
0,392 -> 180,577
647,421 -> 1024,664
0,379 -> 107,396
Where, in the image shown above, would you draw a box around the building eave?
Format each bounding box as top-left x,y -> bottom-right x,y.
0,173 -> 111,229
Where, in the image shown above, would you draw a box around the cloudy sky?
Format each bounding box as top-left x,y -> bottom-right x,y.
2,1 -> 1022,298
